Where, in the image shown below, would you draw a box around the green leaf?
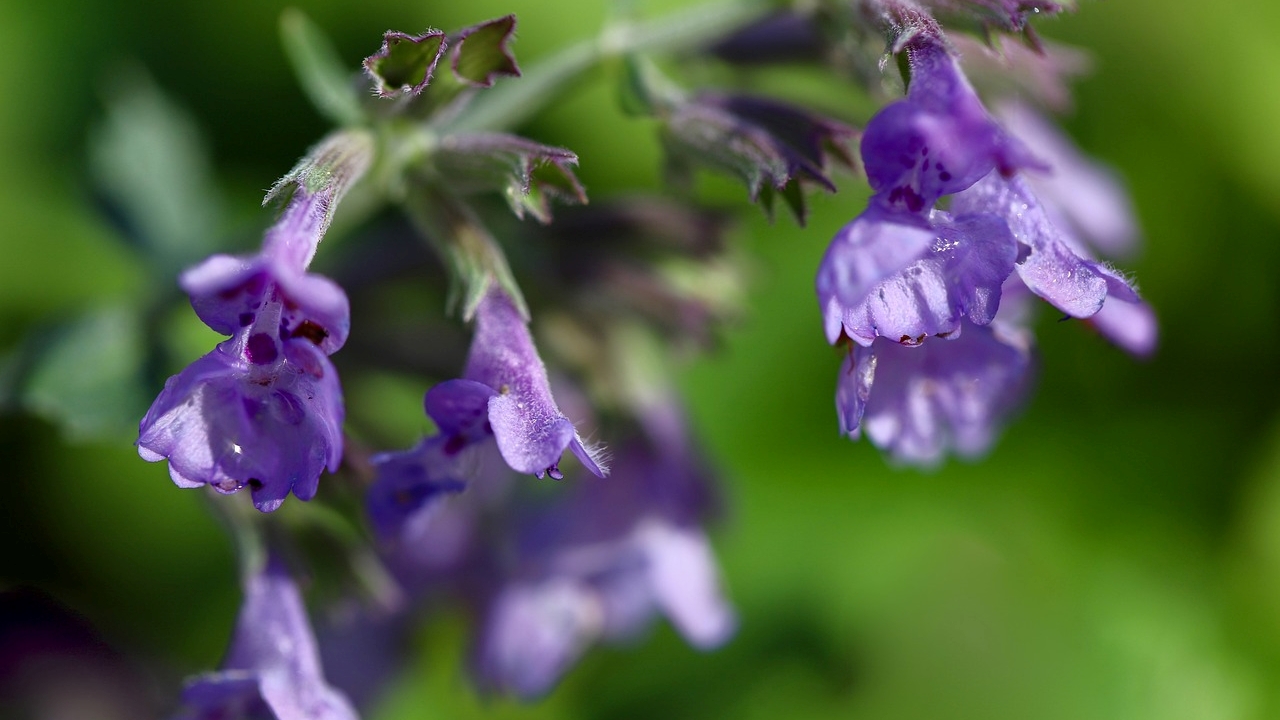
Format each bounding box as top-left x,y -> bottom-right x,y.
22,306 -> 149,442
280,8 -> 365,126
89,68 -> 223,275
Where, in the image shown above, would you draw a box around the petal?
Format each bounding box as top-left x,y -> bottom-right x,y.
636,521 -> 736,649
835,349 -> 875,440
952,173 -> 1110,318
424,379 -> 498,440
466,288 -> 604,478
488,394 -> 576,477
996,101 -> 1139,258
834,210 -> 1018,346
181,254 -> 270,336
274,267 -> 351,354
815,206 -> 936,343
475,580 -> 602,698
857,323 -> 1034,465
1089,294 -> 1158,358
137,340 -> 343,512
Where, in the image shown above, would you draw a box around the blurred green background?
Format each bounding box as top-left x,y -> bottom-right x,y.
3,0 -> 1280,718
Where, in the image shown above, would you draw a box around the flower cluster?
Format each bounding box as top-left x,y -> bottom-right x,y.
815,1 -> 1154,464
120,1 -> 1154,716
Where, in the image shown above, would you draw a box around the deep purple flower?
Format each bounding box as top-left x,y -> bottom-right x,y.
859,32 -> 1034,215
458,287 -> 607,479
816,27 -> 1035,317
177,562 -> 358,720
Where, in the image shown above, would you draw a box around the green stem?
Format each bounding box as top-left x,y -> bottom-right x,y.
441,0 -> 770,134
402,185 -> 528,320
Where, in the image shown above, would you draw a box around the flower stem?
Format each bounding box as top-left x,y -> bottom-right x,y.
442,0 -> 770,134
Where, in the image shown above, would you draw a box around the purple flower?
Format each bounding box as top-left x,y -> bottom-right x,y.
859,33 -> 1034,215
138,131 -> 370,511
816,28 -> 1035,319
457,287 -> 607,479
817,6 -> 1154,462
138,189 -> 350,512
177,561 -> 358,720
837,298 -> 1034,465
472,419 -> 733,698
365,379 -> 494,540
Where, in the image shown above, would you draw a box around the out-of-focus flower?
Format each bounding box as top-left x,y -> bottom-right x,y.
0,589 -> 153,720
365,379 -> 493,540
176,561 -> 359,720
473,407 -> 733,698
137,132 -> 370,511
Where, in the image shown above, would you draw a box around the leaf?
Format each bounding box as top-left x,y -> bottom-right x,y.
89,68 -> 224,274
660,92 -> 857,224
280,8 -> 365,125
21,306 -> 149,442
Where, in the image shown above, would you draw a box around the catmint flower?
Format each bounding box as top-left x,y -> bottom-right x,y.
816,28 -> 1035,314
138,131 -> 371,512
176,561 -> 359,720
474,421 -> 733,698
456,286 -> 607,480
365,379 -> 494,540
836,285 -> 1034,464
819,4 -> 1154,461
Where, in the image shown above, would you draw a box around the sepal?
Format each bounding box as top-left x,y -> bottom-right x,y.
661,92 -> 857,224
450,15 -> 520,88
431,133 -> 586,223
363,29 -> 447,98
